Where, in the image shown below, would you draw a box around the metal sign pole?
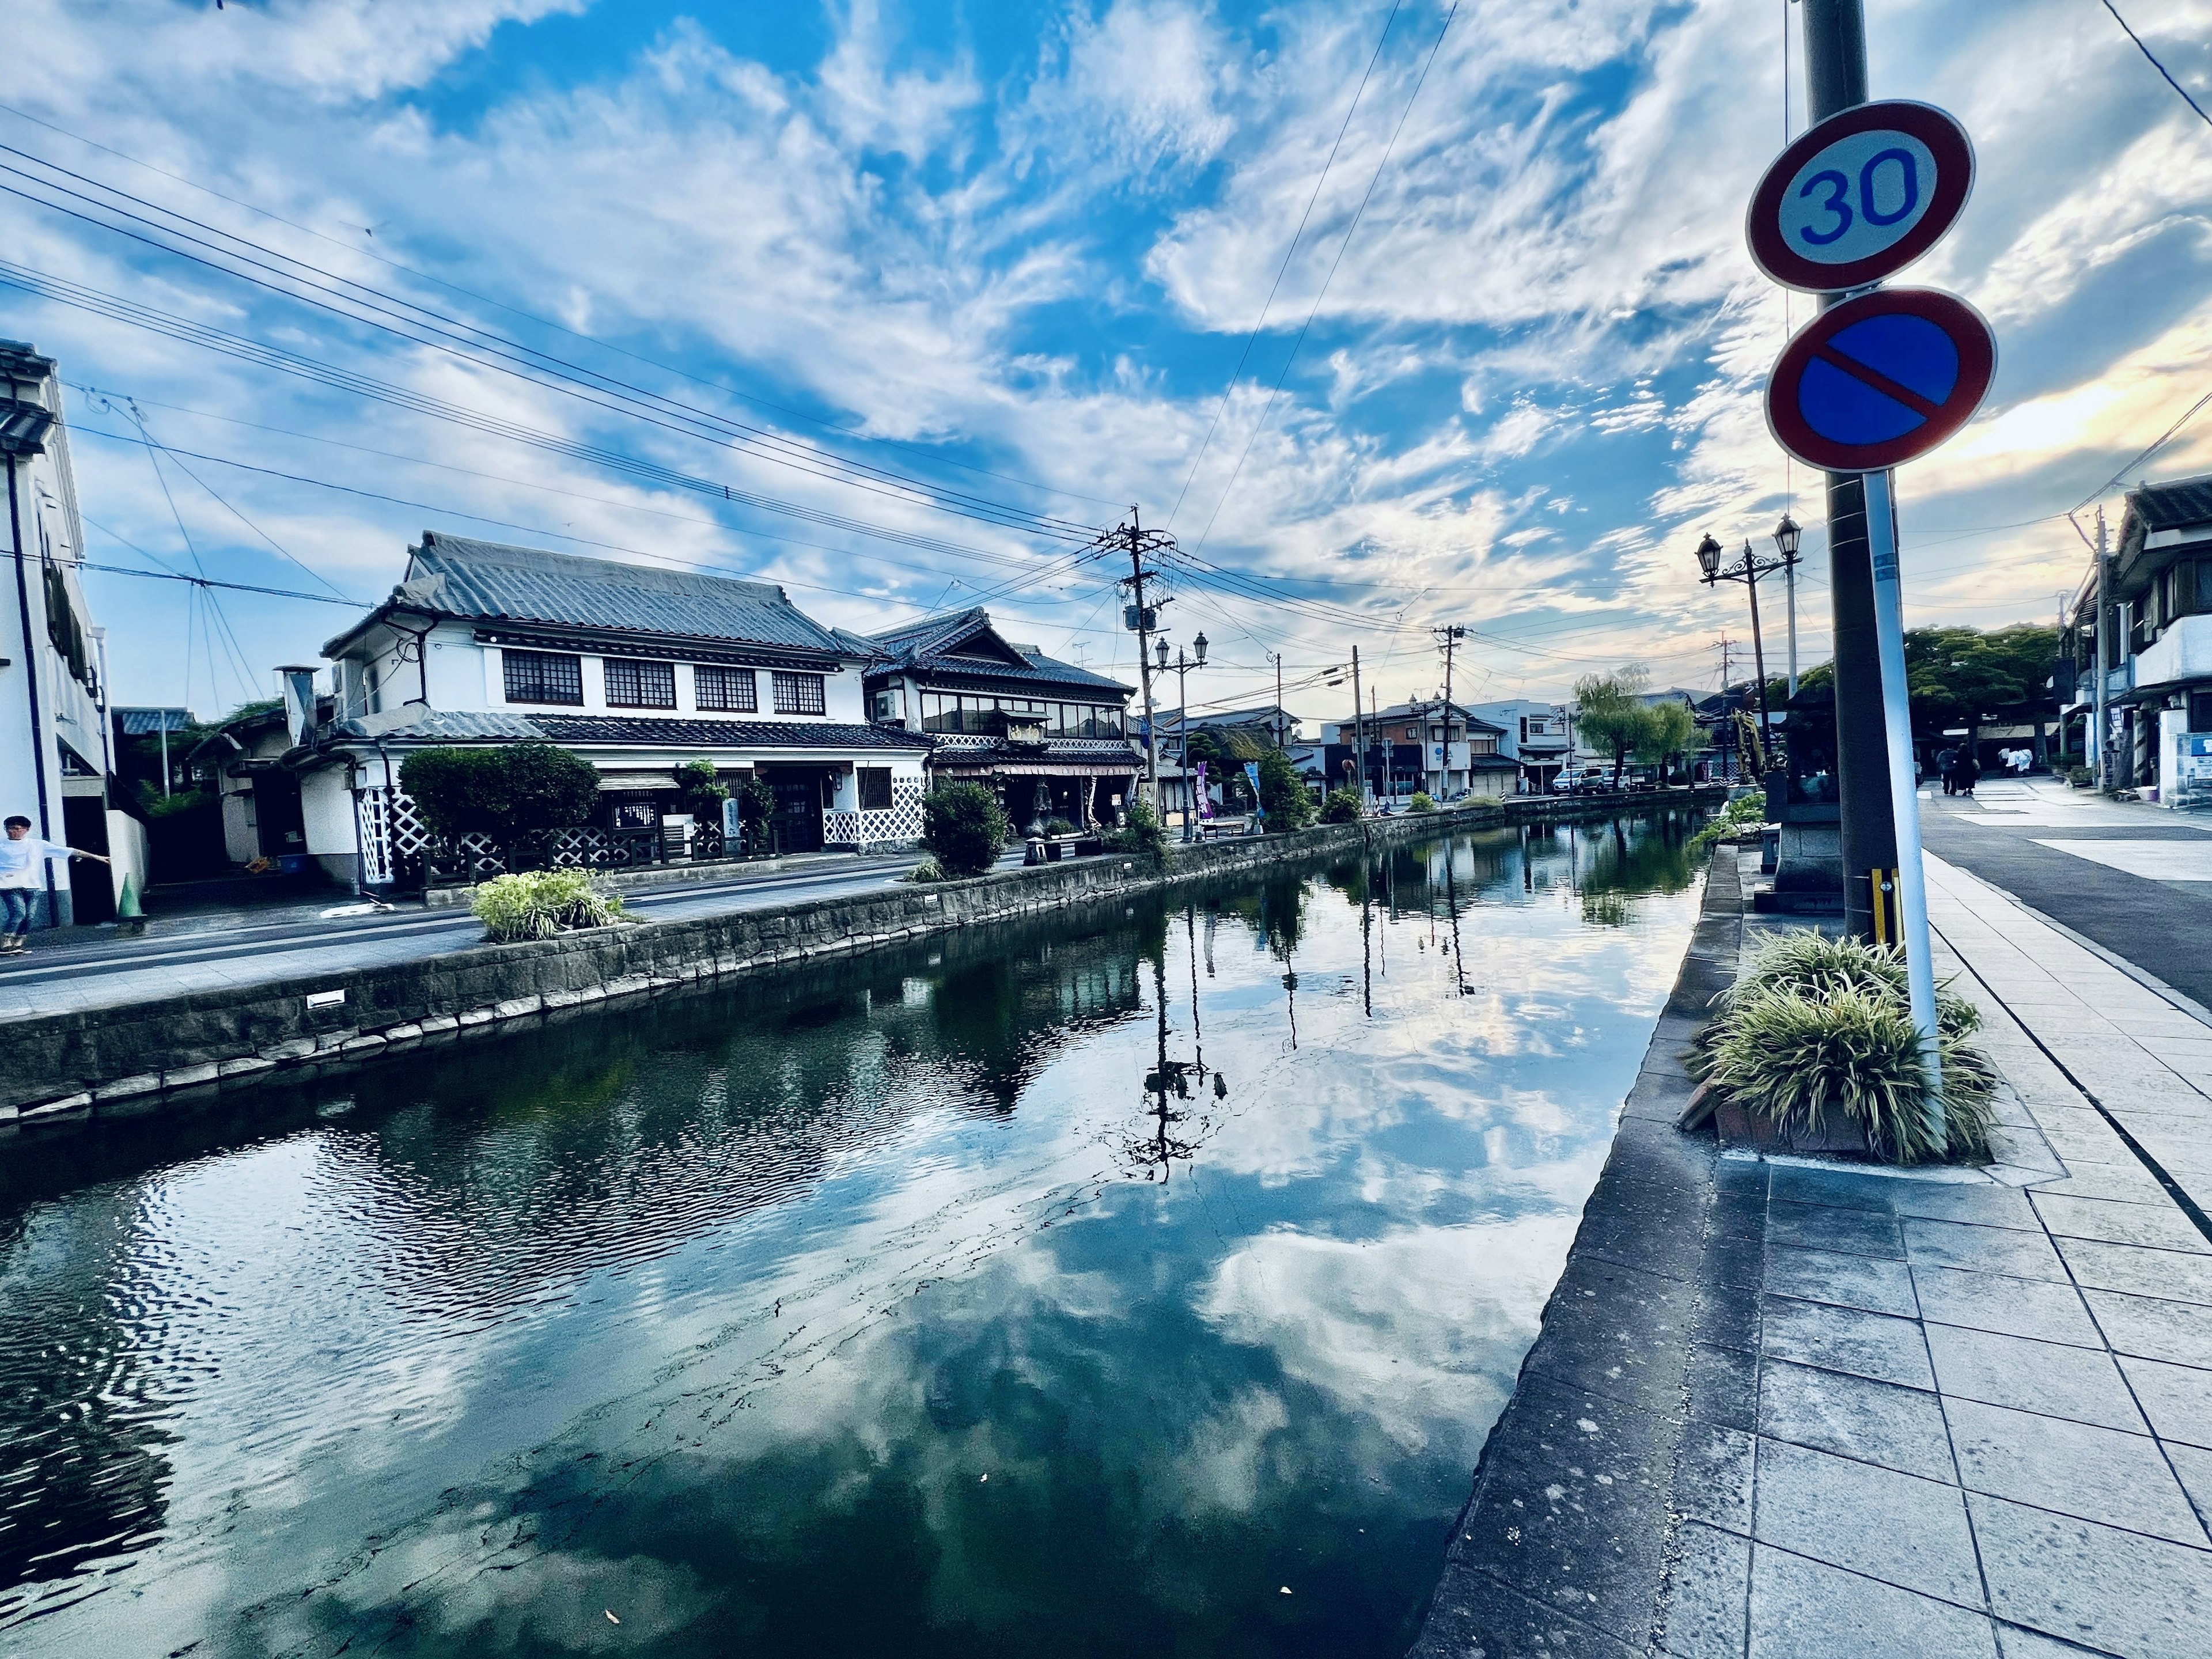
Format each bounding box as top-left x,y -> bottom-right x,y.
1862,467 -> 1945,1131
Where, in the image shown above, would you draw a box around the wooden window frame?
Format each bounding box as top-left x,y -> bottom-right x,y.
502,648 -> 584,706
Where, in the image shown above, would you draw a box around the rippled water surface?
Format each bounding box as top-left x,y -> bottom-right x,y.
2,818 -> 1703,1657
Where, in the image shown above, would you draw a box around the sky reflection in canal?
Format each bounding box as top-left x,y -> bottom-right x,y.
0,816 -> 1703,1657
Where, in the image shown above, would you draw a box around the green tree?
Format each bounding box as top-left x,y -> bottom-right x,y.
921,781 -> 1011,877
1635,698 -> 1699,779
1574,665 -> 1654,782
1255,747 -> 1313,831
674,758 -> 728,820
1903,624 -> 2058,741
400,743 -> 600,849
1320,787 -> 1363,824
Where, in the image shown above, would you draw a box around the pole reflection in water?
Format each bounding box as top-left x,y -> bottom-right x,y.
0,815 -> 1710,1659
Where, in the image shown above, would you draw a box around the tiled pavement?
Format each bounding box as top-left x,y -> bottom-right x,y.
1661,859 -> 2212,1659
1411,846 -> 2212,1659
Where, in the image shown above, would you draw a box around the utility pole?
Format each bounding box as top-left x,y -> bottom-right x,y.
1801,0 -> 1895,942
1351,645 -> 1366,804
1270,652 -> 1287,751
1111,508 -> 1176,816
2094,506 -> 2112,790
1434,624 -> 1465,795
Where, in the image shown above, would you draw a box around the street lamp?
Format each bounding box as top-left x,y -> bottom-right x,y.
1694,526 -> 1800,771
1774,513 -> 1802,697
1159,634 -> 1207,840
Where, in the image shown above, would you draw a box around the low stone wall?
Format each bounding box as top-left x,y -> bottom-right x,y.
2,787 -> 1721,1135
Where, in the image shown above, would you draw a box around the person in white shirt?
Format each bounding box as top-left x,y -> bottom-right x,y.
1,815 -> 108,953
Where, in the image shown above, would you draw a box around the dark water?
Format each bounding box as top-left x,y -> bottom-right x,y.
1,816 -> 1703,1657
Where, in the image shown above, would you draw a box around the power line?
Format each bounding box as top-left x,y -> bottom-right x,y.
0,96 -> 1121,512
1165,2 -> 1404,528
2099,1 -> 2212,130
0,143 -> 1101,540
1194,1 -> 1460,552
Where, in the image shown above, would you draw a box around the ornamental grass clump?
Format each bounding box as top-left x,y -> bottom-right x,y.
1691,930 -> 1997,1164
472,869 -> 624,942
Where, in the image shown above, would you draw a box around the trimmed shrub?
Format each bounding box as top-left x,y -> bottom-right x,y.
921,782 -> 1010,877
734,777 -> 777,853
471,869 -> 623,942
1043,817 -> 1077,837
1320,787 -> 1363,824
1693,930 -> 1995,1164
1689,791 -> 1770,851
1105,800 -> 1166,863
675,758 -> 729,820
1408,790 -> 1436,815
1255,748 -> 1314,831
400,743 -> 600,847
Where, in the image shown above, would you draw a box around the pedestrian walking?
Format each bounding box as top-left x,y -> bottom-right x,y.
1,816 -> 107,953
1953,752 -> 1980,798
1937,746 -> 1957,796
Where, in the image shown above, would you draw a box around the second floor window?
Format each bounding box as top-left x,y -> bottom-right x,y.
604,657 -> 676,709
695,664 -> 758,712
503,649 -> 584,706
772,671 -> 827,715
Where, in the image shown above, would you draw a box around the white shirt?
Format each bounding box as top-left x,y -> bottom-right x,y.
0,838 -> 72,889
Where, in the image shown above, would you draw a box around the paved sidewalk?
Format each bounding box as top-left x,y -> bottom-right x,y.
1661,856 -> 2212,1658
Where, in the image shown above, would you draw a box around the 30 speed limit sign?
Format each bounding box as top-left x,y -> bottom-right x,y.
1746,100 -> 1975,293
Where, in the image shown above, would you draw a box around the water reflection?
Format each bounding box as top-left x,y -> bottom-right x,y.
1,816 -> 1706,1657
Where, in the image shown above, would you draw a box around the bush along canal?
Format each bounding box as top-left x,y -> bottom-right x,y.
0,813 -> 1709,1657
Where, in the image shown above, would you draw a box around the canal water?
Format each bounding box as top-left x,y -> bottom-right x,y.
1,815 -> 1703,1658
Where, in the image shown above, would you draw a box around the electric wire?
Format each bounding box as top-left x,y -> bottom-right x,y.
0,145 -> 1100,540
1193,1 -> 1460,552
0,97 -> 1120,511
1165,1 -> 1403,528
2099,0 -> 2212,130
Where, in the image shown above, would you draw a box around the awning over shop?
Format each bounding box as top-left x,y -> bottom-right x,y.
933,759 -> 1139,778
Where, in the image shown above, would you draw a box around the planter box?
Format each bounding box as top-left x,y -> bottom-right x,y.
1713,1099 -> 1873,1157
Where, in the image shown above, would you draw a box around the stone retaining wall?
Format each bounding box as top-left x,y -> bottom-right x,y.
3,788 -> 1721,1137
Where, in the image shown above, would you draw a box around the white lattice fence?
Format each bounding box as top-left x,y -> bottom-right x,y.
825,779 -> 927,849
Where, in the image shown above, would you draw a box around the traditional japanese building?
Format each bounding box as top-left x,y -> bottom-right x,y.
292,534 -> 931,888
853,608 -> 1141,830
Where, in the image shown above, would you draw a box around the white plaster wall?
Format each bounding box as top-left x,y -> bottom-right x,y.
300,767 -> 357,857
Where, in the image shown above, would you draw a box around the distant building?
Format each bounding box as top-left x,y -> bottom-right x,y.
2064,473 -> 2212,806
1461,699 -> 1572,791
1149,704 -> 1298,820
1317,702 -> 1517,801
1,340 -> 142,925
853,607 -> 1141,829
293,534 -> 932,889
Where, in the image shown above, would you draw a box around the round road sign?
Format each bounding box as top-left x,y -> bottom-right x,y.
1747,101 -> 1974,292
1764,287 -> 1996,473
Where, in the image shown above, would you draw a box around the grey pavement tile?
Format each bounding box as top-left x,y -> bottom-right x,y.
1662,1521 -> 1749,1659
1764,1246 -> 1918,1320
2057,1238 -> 2212,1308
1767,1200 -> 1905,1261
1758,1358 -> 1956,1482
1969,1491 -> 2212,1659
1753,1440 -> 1983,1604
2031,1195 -> 2212,1255
1923,1325 -> 2146,1434
2028,1169 -> 2176,1205
1888,1184 -> 2044,1231
2166,1443 -> 2212,1536
1761,1297 -> 1936,1392
1942,1397 -> 2206,1546
1747,1546 -> 1997,1659
1674,1423 -> 1755,1535
2085,1289 -> 2212,1369
1903,1217 -> 2072,1283
2115,1355 -> 2212,1453
1767,1164 -> 1894,1215
1994,1628 -> 2117,1659
1911,1264 -> 2103,1349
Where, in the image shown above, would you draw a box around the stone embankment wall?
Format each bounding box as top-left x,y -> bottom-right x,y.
2,789 -> 1721,1134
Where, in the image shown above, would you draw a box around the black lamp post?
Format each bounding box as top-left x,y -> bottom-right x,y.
1157,632 -> 1208,840
1695,525 -> 1799,768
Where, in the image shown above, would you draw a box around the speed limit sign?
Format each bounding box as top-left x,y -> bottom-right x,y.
1747,100 -> 1975,293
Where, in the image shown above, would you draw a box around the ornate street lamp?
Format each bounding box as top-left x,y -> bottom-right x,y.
1774,513 -> 1802,697
1694,526 -> 1798,769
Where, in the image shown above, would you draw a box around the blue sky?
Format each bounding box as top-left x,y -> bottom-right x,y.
5,0 -> 2211,722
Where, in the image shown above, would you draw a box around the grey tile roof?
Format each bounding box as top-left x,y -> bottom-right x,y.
114,707 -> 195,736
2129,474 -> 2212,530
864,606 -> 1132,695
329,533 -> 854,658
325,710 -> 927,751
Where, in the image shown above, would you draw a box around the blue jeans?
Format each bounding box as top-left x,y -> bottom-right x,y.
1,889 -> 32,938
